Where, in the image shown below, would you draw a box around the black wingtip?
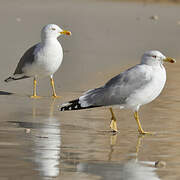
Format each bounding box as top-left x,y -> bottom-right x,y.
4,77 -> 12,83
60,99 -> 81,111
60,99 -> 100,111
4,75 -> 30,82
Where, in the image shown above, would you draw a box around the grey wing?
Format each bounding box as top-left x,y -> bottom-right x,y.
14,44 -> 38,75
79,65 -> 152,107
104,65 -> 152,105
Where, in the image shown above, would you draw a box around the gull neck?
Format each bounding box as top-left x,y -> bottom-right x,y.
41,37 -> 59,45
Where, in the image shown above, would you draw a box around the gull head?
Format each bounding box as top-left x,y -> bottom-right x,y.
41,24 -> 71,40
141,50 -> 175,66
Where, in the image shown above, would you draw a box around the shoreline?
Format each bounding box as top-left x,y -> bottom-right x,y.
102,0 -> 180,3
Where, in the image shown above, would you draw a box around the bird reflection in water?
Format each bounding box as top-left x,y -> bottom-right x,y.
14,99 -> 61,179
77,135 -> 161,180
31,99 -> 61,178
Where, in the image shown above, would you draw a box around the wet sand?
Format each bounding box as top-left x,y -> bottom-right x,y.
0,0 -> 180,179
104,0 -> 180,4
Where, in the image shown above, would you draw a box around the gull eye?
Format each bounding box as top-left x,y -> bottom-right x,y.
152,55 -> 157,58
51,28 -> 56,31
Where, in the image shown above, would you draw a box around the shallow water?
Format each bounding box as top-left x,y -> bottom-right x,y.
0,0 -> 180,180
0,91 -> 179,180
1,67 -> 180,180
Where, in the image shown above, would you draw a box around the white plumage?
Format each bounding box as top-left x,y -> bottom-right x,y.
60,50 -> 175,134
5,24 -> 71,98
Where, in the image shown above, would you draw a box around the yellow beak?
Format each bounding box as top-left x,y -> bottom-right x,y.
163,57 -> 176,63
60,30 -> 71,36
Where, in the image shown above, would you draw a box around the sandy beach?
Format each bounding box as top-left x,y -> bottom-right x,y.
0,0 -> 180,179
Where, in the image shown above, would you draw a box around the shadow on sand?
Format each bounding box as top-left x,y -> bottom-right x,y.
0,91 -> 13,95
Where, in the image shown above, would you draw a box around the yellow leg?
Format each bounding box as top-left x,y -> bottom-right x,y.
109,108 -> 118,132
136,135 -> 143,154
30,78 -> 41,98
110,134 -> 117,145
50,77 -> 60,98
134,111 -> 152,135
